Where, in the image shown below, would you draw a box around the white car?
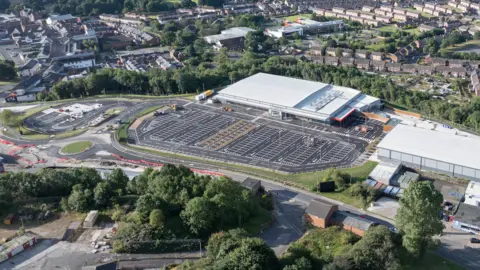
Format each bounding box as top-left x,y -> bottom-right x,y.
92,249 -> 98,254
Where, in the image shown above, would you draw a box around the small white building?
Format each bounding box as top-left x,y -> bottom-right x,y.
84,210 -> 99,228
18,59 -> 41,77
465,181 -> 480,207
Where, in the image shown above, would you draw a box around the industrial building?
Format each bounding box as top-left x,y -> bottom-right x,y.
377,124 -> 480,180
215,73 -> 381,123
204,27 -> 255,50
265,19 -> 344,38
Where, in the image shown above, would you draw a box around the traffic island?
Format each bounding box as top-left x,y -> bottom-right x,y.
59,141 -> 94,155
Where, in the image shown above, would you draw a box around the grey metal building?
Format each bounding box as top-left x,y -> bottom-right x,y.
377,124 -> 480,180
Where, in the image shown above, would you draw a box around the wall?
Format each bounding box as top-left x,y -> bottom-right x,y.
305,213 -> 327,228
378,148 -> 478,180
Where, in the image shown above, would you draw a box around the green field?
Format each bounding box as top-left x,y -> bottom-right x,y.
61,141 -> 93,154
280,13 -> 312,21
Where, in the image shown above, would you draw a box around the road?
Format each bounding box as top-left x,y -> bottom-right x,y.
1,100 -> 479,269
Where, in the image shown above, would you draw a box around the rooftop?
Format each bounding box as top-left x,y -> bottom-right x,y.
305,198 -> 337,219
218,73 -> 363,118
241,178 -> 261,190
454,203 -> 480,226
378,124 -> 480,170
331,211 -> 377,231
204,27 -> 254,43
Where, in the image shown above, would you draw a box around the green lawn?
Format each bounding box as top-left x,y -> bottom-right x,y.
377,25 -> 399,33
61,141 -> 93,154
442,39 -> 480,53
280,13 -> 312,21
402,252 -> 464,270
106,107 -> 124,115
421,12 -> 437,19
137,105 -> 167,117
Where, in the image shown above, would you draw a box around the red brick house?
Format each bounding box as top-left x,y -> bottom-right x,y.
305,199 -> 338,229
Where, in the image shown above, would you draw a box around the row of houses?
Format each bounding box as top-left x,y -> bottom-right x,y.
310,46 -> 384,60
307,55 -> 468,77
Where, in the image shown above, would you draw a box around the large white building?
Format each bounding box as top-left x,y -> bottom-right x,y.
215,73 -> 381,123
377,124 -> 480,180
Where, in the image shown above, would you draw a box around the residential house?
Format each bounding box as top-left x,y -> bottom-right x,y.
427,56 -> 447,66
332,7 -> 346,14
52,52 -> 96,69
339,57 -> 355,67
341,48 -> 353,57
18,59 -> 41,77
359,12 -> 375,20
448,59 -> 466,68
364,19 -> 380,27
362,6 -> 374,12
370,52 -> 384,61
386,62 -> 402,72
374,9 -> 388,16
406,10 -> 421,19
435,65 -> 451,77
419,24 -> 436,32
324,56 -> 340,66
388,52 -> 402,63
355,59 -> 371,70
448,1 -> 458,9
450,67 -> 467,78
393,13 -> 408,21
424,2 -> 437,10
402,64 -> 417,74
325,47 -> 337,56
371,60 -> 386,71
379,6 -> 394,12
309,55 -> 324,64
413,3 -> 424,12
309,46 -> 323,56
354,49 -> 369,59
417,65 -> 435,75
346,10 -> 360,17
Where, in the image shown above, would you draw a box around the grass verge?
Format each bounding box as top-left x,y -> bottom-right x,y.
125,143 -> 377,191
61,141 -> 93,154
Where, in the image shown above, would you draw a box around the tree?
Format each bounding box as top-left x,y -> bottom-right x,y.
395,181 -> 444,258
475,31 -> 480,40
106,168 -> 129,196
0,109 -> 17,126
323,168 -> 348,189
350,226 -> 401,270
93,181 -> 112,207
67,184 -> 91,212
213,237 -> 279,269
149,209 -> 165,228
17,226 -> 25,236
180,197 -> 218,236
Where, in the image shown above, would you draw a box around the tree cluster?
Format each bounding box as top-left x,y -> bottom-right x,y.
0,167 -> 103,212
113,164 -> 271,253
21,0 -> 195,16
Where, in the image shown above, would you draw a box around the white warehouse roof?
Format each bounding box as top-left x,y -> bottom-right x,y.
219,73 -> 333,108
378,124 -> 480,170
217,73 -> 378,121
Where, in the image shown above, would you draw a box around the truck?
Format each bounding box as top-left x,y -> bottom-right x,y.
195,90 -> 214,101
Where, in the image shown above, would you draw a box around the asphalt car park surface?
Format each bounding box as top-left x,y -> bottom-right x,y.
131,103 -> 371,173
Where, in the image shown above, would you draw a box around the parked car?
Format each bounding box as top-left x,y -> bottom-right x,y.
470,238 -> 480,244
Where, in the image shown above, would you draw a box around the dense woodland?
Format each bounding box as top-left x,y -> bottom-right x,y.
0,165 -> 272,253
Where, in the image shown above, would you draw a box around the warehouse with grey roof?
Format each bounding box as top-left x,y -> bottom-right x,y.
215,73 -> 381,124
377,124 -> 480,180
